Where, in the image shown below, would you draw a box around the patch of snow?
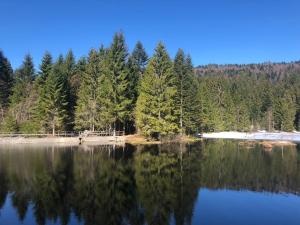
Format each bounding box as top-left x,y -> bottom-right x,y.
202,131 -> 300,142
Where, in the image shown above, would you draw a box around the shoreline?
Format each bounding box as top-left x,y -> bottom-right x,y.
1,131 -> 300,146
202,131 -> 300,143
0,134 -> 198,146
0,136 -> 125,146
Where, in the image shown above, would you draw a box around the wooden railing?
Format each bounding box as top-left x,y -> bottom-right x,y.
0,130 -> 125,138
79,131 -> 125,137
0,132 -> 78,138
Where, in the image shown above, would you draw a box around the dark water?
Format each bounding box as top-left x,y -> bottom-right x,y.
0,140 -> 299,225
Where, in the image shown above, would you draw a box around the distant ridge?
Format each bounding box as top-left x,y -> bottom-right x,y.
195,60 -> 300,81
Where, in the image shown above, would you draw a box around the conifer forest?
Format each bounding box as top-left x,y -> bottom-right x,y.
1,32 -> 300,137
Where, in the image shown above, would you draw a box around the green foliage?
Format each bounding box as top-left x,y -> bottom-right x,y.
96,65 -> 115,130
5,54 -> 38,130
10,54 -> 35,107
136,43 -> 178,137
37,56 -> 69,134
106,32 -> 131,129
3,33 -> 300,135
174,50 -> 201,134
38,51 -> 52,83
0,50 -> 13,112
75,49 -> 101,131
18,120 -> 40,134
127,41 -> 148,100
274,91 -> 296,131
1,114 -> 18,132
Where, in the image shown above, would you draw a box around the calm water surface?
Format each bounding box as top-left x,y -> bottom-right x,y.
0,140 -> 299,225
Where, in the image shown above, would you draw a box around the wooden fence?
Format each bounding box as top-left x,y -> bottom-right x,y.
0,131 -> 125,138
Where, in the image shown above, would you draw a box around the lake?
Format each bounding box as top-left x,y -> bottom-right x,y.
0,140 -> 299,225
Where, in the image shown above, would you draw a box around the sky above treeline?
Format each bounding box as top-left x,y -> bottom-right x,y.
1,0 -> 300,69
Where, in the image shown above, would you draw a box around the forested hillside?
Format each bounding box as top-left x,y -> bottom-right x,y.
195,62 -> 300,132
0,32 -> 300,137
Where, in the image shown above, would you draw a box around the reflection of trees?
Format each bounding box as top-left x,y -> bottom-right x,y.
173,144 -> 202,225
0,141 -> 299,224
31,149 -> 74,225
134,144 -> 202,225
0,160 -> 8,214
72,146 -> 140,225
200,140 -> 300,194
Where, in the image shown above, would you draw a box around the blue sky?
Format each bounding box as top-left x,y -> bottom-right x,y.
1,0 -> 300,69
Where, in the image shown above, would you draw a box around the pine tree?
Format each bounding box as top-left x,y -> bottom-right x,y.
33,52 -> 53,131
71,57 -> 87,98
7,54 -> 36,128
75,49 -> 101,131
38,51 -> 52,83
198,78 -> 224,131
10,54 -> 35,106
97,68 -> 115,131
274,91 -> 296,131
64,50 -> 76,130
174,50 -> 201,134
0,50 -> 13,121
136,42 -> 178,138
127,41 -> 148,132
106,32 -> 131,131
182,55 -> 201,134
39,56 -> 69,135
127,41 -> 148,98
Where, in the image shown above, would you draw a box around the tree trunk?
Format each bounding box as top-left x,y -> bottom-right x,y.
52,122 -> 55,136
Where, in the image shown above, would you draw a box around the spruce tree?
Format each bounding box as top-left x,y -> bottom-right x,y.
174,49 -> 185,134
182,55 -> 201,134
97,69 -> 115,131
39,56 -> 69,135
10,54 -> 35,106
6,54 -> 36,130
75,49 -> 101,131
128,41 -> 148,97
127,41 -> 148,132
174,50 -> 201,135
38,51 -> 52,83
0,50 -> 13,121
274,91 -> 296,131
106,32 -> 131,131
64,50 -> 76,130
198,78 -> 224,131
136,42 -> 178,138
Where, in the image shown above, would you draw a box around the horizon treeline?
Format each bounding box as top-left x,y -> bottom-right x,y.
1,32 -> 300,136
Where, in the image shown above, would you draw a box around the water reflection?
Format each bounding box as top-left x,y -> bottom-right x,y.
0,140 -> 299,225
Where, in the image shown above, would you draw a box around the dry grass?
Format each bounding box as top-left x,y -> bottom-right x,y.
125,134 -> 200,145
125,135 -> 160,144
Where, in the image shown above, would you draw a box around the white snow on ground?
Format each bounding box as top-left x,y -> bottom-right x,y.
202,131 -> 300,142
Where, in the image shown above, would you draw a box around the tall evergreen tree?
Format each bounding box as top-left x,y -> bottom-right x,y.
127,41 -> 148,132
75,49 -> 101,131
136,42 -> 178,138
5,54 -> 36,132
127,41 -> 148,96
0,50 -> 13,121
274,91 -> 296,131
10,54 -> 35,106
38,56 -> 69,135
38,51 -> 52,83
174,50 -> 201,134
64,50 -> 76,130
106,32 -> 131,131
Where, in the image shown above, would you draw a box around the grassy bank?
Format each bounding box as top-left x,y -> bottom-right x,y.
125,134 -> 200,145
